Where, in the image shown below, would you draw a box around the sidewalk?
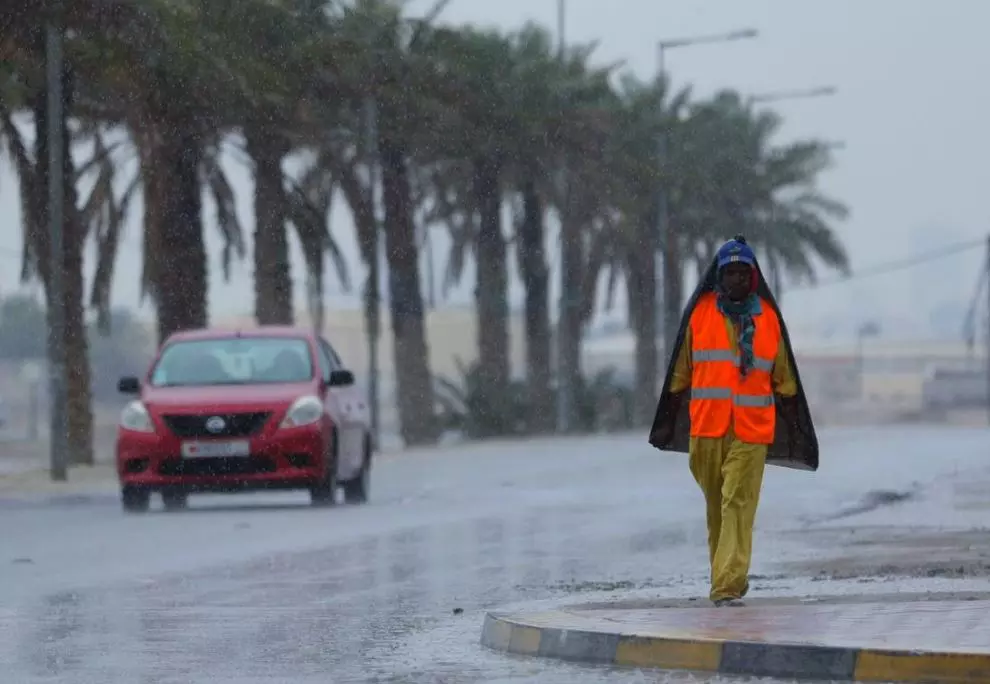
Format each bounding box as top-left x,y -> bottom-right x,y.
481,592 -> 990,682
0,431 -> 566,496
0,463 -> 118,497
0,434 -> 116,497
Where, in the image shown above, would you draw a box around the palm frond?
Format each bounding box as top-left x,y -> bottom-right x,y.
0,100 -> 40,283
201,146 -> 245,281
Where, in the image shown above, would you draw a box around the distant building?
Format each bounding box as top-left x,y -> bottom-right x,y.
582,329 -> 986,418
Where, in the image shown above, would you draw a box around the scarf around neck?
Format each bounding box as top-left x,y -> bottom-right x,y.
715,289 -> 761,376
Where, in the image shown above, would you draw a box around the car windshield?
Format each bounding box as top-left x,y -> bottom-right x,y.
150,337 -> 314,387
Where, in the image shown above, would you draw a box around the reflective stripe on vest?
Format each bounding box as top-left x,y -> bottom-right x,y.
691,349 -> 775,372
690,387 -> 775,407
687,292 -> 781,443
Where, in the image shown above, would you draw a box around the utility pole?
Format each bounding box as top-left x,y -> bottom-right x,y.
656,45 -> 672,365
362,97 -> 381,450
555,0 -> 576,433
46,3 -> 69,481
985,233 -> 990,425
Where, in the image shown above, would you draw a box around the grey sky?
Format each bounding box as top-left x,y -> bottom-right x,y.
0,0 -> 986,343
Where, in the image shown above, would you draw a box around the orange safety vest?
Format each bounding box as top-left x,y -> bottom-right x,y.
688,292 -> 781,444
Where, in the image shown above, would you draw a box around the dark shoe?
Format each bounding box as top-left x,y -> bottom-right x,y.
713,598 -> 746,607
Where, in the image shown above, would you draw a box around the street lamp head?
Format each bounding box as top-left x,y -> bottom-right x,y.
658,27 -> 760,51
749,85 -> 839,104
730,29 -> 760,40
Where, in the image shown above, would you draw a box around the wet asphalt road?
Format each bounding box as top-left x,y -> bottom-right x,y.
0,426 -> 987,683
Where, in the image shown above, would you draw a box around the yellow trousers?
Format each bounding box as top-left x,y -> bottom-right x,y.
689,433 -> 767,602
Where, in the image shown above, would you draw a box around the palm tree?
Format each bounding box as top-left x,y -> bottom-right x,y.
238,0 -> 346,326
246,124 -> 294,325
416,26 -> 518,435
89,0 -> 350,338
670,90 -> 849,289
0,10 -> 111,466
327,0 -> 450,446
102,3 -> 246,343
548,50 -> 621,431
78,1 -> 313,345
0,0 -> 234,465
431,26 -> 620,434
505,24 -> 576,433
589,74 -> 690,424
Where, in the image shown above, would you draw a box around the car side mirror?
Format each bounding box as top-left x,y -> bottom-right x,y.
118,376 -> 141,395
327,369 -> 355,387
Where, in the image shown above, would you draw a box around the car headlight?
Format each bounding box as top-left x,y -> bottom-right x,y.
120,400 -> 155,433
279,395 -> 323,428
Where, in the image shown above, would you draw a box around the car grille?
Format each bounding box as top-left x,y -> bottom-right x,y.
159,456 -> 276,477
161,412 -> 272,438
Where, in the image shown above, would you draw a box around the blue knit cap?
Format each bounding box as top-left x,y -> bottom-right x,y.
716,235 -> 756,269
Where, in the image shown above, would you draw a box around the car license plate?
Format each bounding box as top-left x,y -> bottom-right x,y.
181,440 -> 250,459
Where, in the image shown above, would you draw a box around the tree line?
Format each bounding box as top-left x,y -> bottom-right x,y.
0,0 -> 850,464
0,295 -> 151,403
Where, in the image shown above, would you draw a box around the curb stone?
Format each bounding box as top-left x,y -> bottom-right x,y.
480,609 -> 990,682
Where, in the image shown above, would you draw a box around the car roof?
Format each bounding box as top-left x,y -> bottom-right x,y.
164,326 -> 316,344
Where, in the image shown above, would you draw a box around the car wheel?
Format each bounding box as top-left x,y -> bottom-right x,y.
121,485 -> 150,513
342,436 -> 371,505
309,433 -> 338,507
162,488 -> 188,511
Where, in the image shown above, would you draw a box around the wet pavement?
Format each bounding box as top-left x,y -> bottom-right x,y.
0,426 -> 988,683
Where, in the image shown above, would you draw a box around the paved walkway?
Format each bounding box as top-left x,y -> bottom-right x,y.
481,594 -> 990,682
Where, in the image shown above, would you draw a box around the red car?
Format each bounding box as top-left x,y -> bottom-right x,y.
115,326 -> 372,512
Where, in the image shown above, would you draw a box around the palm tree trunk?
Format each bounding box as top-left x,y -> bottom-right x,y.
152,123 -> 208,343
558,198 -> 585,433
518,177 -> 553,433
32,53 -> 94,466
473,156 -> 509,434
627,217 -> 658,425
379,136 -> 437,446
246,128 -> 293,325
63,236 -> 93,465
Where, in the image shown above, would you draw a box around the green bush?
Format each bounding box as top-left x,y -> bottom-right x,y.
434,359 -> 532,438
434,360 -> 635,438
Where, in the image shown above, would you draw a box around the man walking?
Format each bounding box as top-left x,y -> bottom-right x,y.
649,235 -> 818,607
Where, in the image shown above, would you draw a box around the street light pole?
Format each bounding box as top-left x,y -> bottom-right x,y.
362,97 -> 381,451
655,28 -> 759,366
985,233 -> 990,425
555,0 -> 577,433
655,43 -> 671,365
46,2 -> 69,482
